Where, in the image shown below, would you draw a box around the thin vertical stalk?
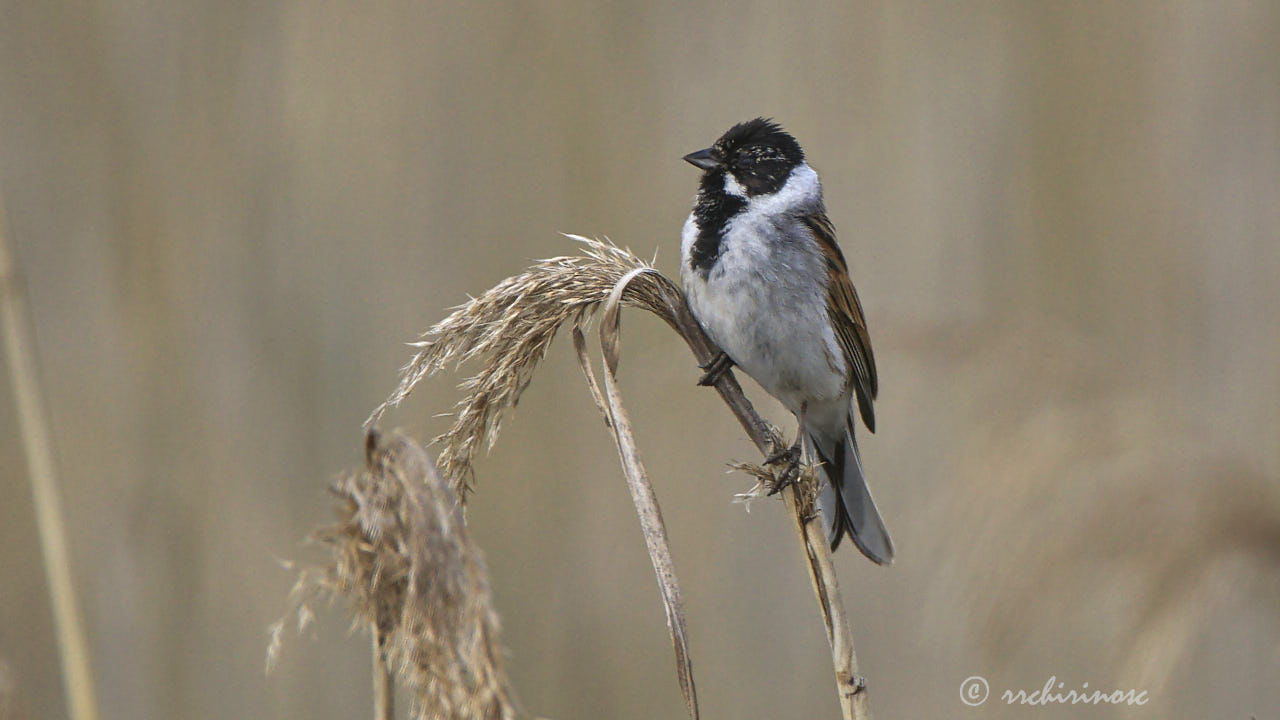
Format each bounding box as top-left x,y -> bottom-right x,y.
371,623 -> 394,720
0,200 -> 100,720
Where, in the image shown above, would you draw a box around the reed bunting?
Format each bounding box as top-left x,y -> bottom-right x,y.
680,118 -> 893,565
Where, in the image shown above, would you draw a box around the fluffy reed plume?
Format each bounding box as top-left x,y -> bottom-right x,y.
270,429 -> 516,720
365,236 -> 669,500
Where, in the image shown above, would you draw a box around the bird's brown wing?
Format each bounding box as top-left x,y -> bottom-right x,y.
801,210 -> 878,432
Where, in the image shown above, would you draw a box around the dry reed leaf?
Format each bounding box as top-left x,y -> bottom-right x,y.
586,267 -> 700,720
270,430 -> 516,720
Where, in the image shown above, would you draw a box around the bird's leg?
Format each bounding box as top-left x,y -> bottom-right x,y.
696,351 -> 735,386
765,403 -> 806,495
765,402 -> 806,464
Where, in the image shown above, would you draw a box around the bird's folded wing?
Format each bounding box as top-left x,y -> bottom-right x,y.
801,211 -> 878,432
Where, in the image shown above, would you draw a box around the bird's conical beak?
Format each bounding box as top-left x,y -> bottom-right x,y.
682,148 -> 720,171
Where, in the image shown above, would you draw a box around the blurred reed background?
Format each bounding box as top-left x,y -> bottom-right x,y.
1,1 -> 1277,718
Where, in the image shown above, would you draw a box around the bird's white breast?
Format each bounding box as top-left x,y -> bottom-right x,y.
680,164 -> 848,412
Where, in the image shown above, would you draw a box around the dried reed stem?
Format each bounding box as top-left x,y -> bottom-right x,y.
781,491 -> 869,719
0,200 -> 101,720
371,622 -> 393,720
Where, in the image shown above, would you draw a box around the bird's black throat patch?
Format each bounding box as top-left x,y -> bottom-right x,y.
689,170 -> 747,278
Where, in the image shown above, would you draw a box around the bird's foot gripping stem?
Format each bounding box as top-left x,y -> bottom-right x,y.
764,436 -> 803,496
764,402 -> 807,496
696,351 -> 735,386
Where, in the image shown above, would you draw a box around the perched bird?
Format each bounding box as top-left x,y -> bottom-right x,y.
680,118 -> 893,564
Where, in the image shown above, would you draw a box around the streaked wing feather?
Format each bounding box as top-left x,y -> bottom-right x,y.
801,211 -> 878,431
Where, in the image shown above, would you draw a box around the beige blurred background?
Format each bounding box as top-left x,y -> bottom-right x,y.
2,1 -> 1278,718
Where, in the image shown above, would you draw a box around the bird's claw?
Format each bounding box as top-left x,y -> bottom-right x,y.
764,442 -> 800,467
697,352 -> 735,386
767,463 -> 801,496
764,438 -> 803,495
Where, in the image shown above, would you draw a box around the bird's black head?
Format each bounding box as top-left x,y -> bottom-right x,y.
683,118 -> 806,196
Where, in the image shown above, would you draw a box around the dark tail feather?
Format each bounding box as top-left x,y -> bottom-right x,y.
808,423 -> 894,565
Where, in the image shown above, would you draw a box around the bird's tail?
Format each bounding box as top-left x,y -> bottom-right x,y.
807,419 -> 894,565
